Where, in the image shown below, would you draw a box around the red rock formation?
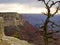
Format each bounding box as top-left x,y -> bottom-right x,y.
4,20 -> 44,45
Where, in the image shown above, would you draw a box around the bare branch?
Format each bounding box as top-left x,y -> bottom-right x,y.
38,0 -> 45,2
51,7 -> 60,17
49,20 -> 60,27
50,1 -> 60,8
42,12 -> 47,16
47,0 -> 50,4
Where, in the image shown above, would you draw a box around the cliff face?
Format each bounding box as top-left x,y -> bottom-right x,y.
1,12 -> 60,45
18,21 -> 44,45
0,12 -> 43,45
0,12 -> 24,26
4,20 -> 44,45
0,12 -> 37,45
0,17 -> 34,45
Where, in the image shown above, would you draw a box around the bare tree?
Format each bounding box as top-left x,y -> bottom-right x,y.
38,0 -> 60,45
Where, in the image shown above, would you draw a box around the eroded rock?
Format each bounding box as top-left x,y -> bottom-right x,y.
0,17 -> 34,45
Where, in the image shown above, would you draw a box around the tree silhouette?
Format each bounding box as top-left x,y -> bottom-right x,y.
38,0 -> 60,45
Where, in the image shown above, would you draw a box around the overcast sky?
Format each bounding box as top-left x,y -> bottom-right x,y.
0,0 -> 60,13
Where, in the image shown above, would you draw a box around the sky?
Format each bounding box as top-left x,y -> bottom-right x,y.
0,0 -> 60,13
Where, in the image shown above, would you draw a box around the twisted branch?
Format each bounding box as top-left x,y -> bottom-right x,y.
50,1 -> 60,8
49,20 -> 60,27
51,7 -> 60,17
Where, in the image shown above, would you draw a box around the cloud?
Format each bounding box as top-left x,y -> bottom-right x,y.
0,0 -> 59,13
0,0 -> 44,7
0,3 -> 60,13
0,0 -> 37,3
0,0 -> 59,7
0,0 -> 58,3
0,3 -> 47,13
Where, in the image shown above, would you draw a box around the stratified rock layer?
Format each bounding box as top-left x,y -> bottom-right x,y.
0,17 -> 34,45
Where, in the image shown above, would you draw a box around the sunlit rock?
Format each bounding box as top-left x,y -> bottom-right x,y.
0,17 -> 34,45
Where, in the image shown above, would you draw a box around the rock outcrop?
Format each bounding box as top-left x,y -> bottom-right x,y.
5,20 -> 44,45
0,17 -> 34,45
